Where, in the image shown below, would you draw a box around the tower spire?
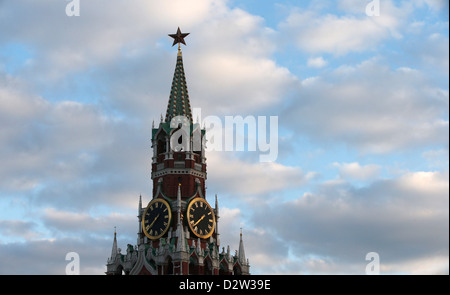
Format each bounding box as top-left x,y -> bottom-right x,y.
176,184 -> 186,252
215,194 -> 220,246
166,27 -> 192,124
238,228 -> 246,264
110,227 -> 118,260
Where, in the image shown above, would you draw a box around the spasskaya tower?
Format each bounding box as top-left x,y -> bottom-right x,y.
106,28 -> 250,275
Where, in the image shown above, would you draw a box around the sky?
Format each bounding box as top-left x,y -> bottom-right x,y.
0,0 -> 448,275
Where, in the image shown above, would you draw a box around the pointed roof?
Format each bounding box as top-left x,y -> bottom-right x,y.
110,227 -> 118,259
238,229 -> 246,264
138,194 -> 142,216
176,184 -> 186,252
165,47 -> 193,124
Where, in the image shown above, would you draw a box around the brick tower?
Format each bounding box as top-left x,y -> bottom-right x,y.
106,28 -> 250,275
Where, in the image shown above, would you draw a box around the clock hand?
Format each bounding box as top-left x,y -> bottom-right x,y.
149,214 -> 160,228
193,214 -> 205,226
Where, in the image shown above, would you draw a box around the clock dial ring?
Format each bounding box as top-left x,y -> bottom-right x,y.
142,198 -> 172,240
187,198 -> 215,239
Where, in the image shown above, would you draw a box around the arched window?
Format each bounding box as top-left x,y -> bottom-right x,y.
189,255 -> 199,275
116,265 -> 124,275
233,264 -> 242,275
203,257 -> 213,275
166,257 -> 173,275
219,260 -> 229,275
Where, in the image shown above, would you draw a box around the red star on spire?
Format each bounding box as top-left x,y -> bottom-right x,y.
168,27 -> 190,47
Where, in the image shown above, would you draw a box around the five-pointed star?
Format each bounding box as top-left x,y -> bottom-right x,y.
169,27 -> 190,47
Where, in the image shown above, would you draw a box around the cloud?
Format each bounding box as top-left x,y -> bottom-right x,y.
307,56 -> 328,68
0,0 -> 216,78
0,220 -> 41,241
0,73 -> 149,210
413,0 -> 450,12
333,162 -> 381,181
0,0 -> 297,118
251,170 -> 449,274
0,206 -> 138,274
279,0 -> 409,55
188,52 -> 297,115
41,208 -> 136,236
283,59 -> 449,153
0,0 -> 303,211
207,152 -> 310,198
0,237 -> 111,275
215,207 -> 242,250
422,148 -> 449,170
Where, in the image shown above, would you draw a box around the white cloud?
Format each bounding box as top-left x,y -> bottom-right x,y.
188,52 -> 296,114
0,0 -> 218,79
307,56 -> 328,68
283,59 -> 449,153
279,0 -> 409,55
333,162 -> 381,181
251,170 -> 449,274
207,152 -> 309,198
395,171 -> 449,200
0,0 -> 297,117
0,73 -> 149,210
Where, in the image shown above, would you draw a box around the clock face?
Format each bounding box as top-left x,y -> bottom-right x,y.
142,198 -> 172,240
187,198 -> 215,239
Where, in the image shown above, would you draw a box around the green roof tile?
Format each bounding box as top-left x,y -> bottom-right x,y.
165,51 -> 192,124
